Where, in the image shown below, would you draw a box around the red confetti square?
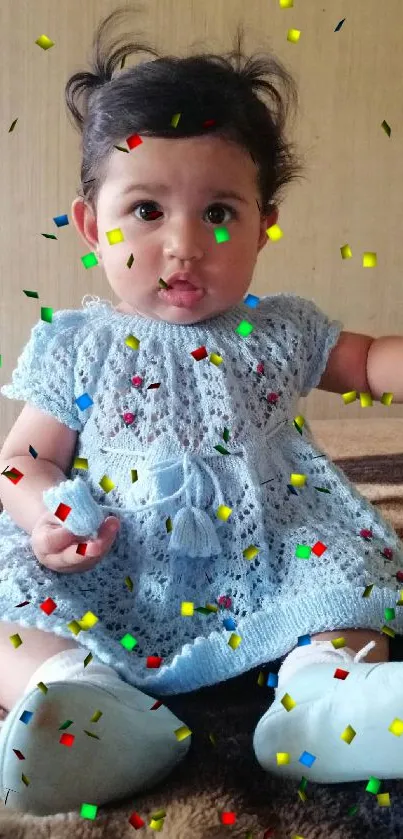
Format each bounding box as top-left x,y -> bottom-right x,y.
76,542 -> 88,556
129,811 -> 145,829
55,502 -> 71,522
396,571 -> 403,583
311,541 -> 327,557
334,667 -> 349,680
2,466 -> 24,484
203,119 -> 216,128
126,133 -> 143,150
59,733 -> 75,747
221,812 -> 236,825
263,829 -> 276,839
13,749 -> 25,760
146,656 -> 163,669
150,699 -> 162,711
191,345 -> 208,361
40,597 -> 57,616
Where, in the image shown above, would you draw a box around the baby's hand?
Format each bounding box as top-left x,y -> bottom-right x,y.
31,510 -> 120,574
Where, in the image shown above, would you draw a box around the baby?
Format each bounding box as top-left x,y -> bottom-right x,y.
1,5 -> 403,817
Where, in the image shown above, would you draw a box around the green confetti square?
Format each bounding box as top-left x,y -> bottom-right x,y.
385,607 -> 395,621
214,227 -> 230,243
41,307 -> 53,323
80,803 -> 98,820
366,776 -> 381,794
295,544 -> 311,559
81,252 -> 99,269
120,633 -> 138,651
235,320 -> 254,338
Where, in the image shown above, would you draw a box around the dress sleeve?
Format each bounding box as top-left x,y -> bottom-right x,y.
1,310 -> 85,431
284,295 -> 344,397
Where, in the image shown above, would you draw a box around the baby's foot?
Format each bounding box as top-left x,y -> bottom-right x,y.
0,680 -> 190,815
253,655 -> 403,783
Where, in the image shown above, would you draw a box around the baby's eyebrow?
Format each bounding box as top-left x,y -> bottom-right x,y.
120,183 -> 249,204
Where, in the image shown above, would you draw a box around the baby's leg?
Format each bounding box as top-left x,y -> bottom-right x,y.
310,628 -> 389,662
0,621 -> 79,710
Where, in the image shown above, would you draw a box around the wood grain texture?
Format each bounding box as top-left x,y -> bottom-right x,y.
1,0 -> 403,439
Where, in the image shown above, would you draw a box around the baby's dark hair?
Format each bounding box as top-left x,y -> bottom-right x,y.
65,5 -> 307,216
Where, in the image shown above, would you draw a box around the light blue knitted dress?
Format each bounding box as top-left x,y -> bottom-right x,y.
1,293 -> 402,696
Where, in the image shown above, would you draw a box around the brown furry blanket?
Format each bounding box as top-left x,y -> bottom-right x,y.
1,418 -> 403,839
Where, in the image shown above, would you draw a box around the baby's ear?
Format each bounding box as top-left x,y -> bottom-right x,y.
71,197 -> 99,250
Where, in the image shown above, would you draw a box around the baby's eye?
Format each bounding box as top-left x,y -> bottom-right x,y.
131,201 -> 238,224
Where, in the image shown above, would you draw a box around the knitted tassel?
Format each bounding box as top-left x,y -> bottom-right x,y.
168,505 -> 222,558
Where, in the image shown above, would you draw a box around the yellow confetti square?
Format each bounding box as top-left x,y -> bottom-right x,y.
340,244 -> 353,260
243,545 -> 260,561
67,620 -> 82,636
381,624 -> 396,638
280,0 -> 293,7
287,28 -> 301,43
209,353 -> 223,366
205,603 -> 218,613
21,773 -> 30,786
35,35 -> 54,50
37,681 -> 48,694
171,113 -> 181,127
280,692 -> 296,711
340,724 -> 356,744
360,392 -> 373,408
294,414 -> 305,430
388,718 -> 403,736
181,601 -> 194,616
216,504 -> 232,522
78,611 -> 99,630
342,390 -> 357,404
290,473 -> 306,487
228,632 -> 242,650
377,792 -> 391,806
298,788 -> 307,802
331,637 -> 346,650
276,752 -> 290,765
257,670 -> 265,687
125,334 -> 140,350
266,223 -> 283,241
73,457 -> 88,470
363,252 -> 377,267
149,819 -> 164,831
381,392 -> 393,406
174,724 -> 192,741
99,475 -> 115,493
106,228 -> 124,245
9,633 -> 22,649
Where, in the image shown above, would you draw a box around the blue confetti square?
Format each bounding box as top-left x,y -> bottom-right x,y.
19,710 -> 33,725
53,214 -> 69,227
267,672 -> 278,688
75,393 -> 93,411
297,634 -> 311,647
29,445 -> 38,459
223,617 -> 237,631
243,293 -> 260,308
299,750 -> 316,767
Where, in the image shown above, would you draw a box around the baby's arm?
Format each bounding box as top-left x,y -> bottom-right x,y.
0,403 -> 77,535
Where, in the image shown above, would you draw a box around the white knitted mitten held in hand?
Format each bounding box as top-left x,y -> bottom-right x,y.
43,476 -> 105,538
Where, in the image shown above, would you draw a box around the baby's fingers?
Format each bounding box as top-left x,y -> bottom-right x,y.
82,517 -> 120,559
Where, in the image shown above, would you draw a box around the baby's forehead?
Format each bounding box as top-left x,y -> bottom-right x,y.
102,134 -> 256,192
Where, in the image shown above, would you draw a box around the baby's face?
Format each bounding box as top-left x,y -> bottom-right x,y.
72,135 -> 277,324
